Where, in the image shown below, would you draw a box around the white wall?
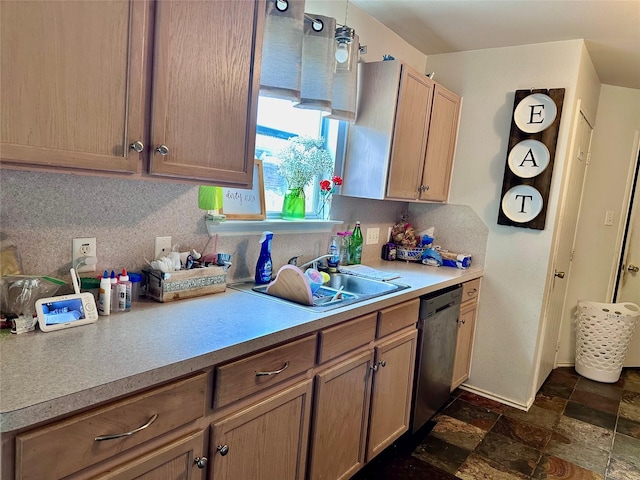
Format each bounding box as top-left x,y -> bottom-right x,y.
557,84 -> 640,365
420,40 -> 588,407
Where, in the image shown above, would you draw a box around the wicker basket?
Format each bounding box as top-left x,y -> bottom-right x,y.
396,247 -> 425,262
574,301 -> 640,383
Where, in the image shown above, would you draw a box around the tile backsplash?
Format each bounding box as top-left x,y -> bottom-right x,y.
1,169 -> 487,293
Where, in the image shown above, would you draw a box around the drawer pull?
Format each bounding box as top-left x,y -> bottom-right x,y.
217,444 -> 230,456
94,413 -> 158,441
255,361 -> 289,377
195,456 -> 208,468
467,289 -> 477,296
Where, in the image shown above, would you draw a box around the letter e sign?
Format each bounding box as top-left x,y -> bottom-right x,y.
498,88 -> 565,230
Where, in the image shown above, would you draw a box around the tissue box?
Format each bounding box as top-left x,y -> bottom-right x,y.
143,266 -> 226,302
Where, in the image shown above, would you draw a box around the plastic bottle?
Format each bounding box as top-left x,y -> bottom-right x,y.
255,231 -> 274,285
327,235 -> 339,272
98,270 -> 111,316
337,231 -> 351,265
350,221 -> 363,264
110,270 -> 119,313
118,269 -> 132,312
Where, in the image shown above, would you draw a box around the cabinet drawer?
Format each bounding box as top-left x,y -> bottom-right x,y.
16,372 -> 206,480
214,335 -> 316,408
462,278 -> 481,304
317,313 -> 377,364
377,299 -> 419,338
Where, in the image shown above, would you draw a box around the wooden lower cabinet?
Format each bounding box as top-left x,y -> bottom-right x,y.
308,328 -> 418,480
307,351 -> 374,480
367,329 -> 417,460
92,430 -> 207,480
209,380 -> 313,480
451,279 -> 481,390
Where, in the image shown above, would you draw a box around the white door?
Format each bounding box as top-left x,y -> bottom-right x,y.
536,110 -> 593,391
617,151 -> 640,366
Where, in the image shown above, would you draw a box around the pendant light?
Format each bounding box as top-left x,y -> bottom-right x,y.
334,0 -> 356,72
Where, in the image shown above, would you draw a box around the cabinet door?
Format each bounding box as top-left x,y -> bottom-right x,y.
419,84 -> 461,202
149,0 -> 264,186
0,0 -> 146,173
367,329 -> 417,460
92,430 -> 207,480
308,350 -> 374,480
451,301 -> 477,390
210,380 -> 312,480
386,66 -> 435,200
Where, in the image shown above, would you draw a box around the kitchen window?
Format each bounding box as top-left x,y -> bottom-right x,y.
255,96 -> 346,218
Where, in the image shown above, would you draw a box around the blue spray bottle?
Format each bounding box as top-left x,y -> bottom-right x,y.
255,231 -> 273,285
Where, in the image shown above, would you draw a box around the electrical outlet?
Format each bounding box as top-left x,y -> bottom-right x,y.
154,236 -> 172,259
604,211 -> 614,226
366,227 -> 380,245
72,237 -> 97,273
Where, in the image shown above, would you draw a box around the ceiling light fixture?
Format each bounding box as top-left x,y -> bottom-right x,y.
334,0 -> 356,69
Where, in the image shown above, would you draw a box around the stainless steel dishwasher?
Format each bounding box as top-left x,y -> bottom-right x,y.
411,284 -> 463,433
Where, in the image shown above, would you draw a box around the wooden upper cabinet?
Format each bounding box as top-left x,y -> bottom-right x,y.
1,0 -> 265,187
386,66 -> 434,199
419,84 -> 461,202
0,0 -> 147,173
149,0 -> 264,186
342,60 -> 460,203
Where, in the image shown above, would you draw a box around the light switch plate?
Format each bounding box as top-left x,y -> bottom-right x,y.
154,236 -> 172,259
366,228 -> 380,245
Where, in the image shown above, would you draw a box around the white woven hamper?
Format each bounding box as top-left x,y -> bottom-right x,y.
574,301 -> 640,383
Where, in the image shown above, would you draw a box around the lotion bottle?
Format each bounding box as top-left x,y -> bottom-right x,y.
110,270 -> 119,313
119,269 -> 132,311
98,270 -> 111,316
255,231 -> 273,285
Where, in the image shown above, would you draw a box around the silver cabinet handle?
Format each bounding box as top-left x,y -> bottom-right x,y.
217,444 -> 229,456
554,271 -> 565,279
370,364 -> 378,372
628,264 -> 639,273
155,145 -> 169,156
94,413 -> 158,441
467,288 -> 477,296
194,456 -> 208,468
130,141 -> 144,153
255,361 -> 289,377
378,360 -> 386,368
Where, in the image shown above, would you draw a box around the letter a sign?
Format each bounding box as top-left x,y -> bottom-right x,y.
498,88 -> 564,230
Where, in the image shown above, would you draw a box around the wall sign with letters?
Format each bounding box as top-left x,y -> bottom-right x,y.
498,88 -> 565,230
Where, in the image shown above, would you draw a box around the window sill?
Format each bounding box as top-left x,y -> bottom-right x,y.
205,218 -> 343,236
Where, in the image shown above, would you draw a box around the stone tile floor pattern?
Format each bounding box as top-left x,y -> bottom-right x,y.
352,368 -> 640,479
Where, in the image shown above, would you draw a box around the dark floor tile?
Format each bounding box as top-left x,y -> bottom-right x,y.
606,457 -> 640,480
504,404 -> 562,430
623,368 -> 640,385
574,376 -> 624,400
546,368 -> 580,387
563,401 -> 617,430
617,416 -> 640,440
474,430 -> 542,477
457,391 -> 508,414
620,390 -> 640,422
534,392 -> 568,413
550,416 -> 613,453
352,450 -> 458,480
491,415 -> 553,450
544,437 -> 609,475
611,433 -> 640,468
429,414 -> 486,450
533,454 -> 604,479
569,388 -> 620,415
540,381 -> 574,399
411,434 -> 471,474
437,398 -> 500,431
457,453 -> 531,479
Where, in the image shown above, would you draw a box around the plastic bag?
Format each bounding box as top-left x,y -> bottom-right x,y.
0,275 -> 65,318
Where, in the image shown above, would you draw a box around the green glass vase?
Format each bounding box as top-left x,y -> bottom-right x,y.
281,188 -> 306,220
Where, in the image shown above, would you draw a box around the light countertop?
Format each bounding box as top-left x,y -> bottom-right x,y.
0,260 -> 482,433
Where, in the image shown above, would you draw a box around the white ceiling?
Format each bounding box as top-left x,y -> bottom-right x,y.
350,0 -> 640,89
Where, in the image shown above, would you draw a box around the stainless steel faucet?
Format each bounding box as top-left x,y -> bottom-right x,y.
288,254 -> 333,271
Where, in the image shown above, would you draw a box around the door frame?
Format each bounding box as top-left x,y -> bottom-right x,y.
612,130 -> 640,300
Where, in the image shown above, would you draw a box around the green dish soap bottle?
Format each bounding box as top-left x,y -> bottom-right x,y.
350,221 -> 363,264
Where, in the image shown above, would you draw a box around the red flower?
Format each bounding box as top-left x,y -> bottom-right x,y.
331,175 -> 343,186
319,179 -> 332,191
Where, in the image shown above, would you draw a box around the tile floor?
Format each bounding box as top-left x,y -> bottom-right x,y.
352,368 -> 640,480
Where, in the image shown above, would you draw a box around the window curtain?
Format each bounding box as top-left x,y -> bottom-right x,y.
259,0 -> 358,122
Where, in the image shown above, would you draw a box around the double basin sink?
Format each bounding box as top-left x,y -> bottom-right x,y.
230,273 -> 409,312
